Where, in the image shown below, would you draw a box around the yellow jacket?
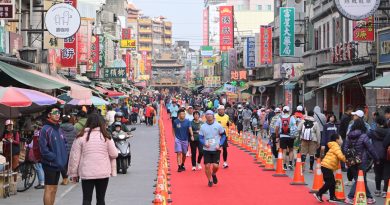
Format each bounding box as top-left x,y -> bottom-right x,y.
321,141 -> 346,171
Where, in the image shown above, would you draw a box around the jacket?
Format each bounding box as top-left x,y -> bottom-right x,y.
61,123 -> 77,154
314,106 -> 326,132
321,141 -> 346,171
367,127 -> 388,160
74,118 -> 87,134
298,116 -> 321,143
322,123 -> 338,147
67,127 -> 118,179
39,121 -> 68,171
339,113 -> 352,139
343,130 -> 379,169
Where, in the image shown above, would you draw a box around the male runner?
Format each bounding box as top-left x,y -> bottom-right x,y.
173,109 -> 193,172
214,105 -> 230,168
200,110 -> 226,187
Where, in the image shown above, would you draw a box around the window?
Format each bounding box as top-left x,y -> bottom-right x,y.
257,5 -> 262,11
326,22 -> 330,48
267,5 -> 272,11
323,24 -> 326,49
314,29 -> 319,50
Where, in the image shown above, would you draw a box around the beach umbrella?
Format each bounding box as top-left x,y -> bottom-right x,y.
67,96 -> 109,106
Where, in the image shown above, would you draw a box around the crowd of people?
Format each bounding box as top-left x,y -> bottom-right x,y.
166,93 -> 390,204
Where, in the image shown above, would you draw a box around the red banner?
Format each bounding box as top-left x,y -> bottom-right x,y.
89,35 -> 99,73
125,52 -> 131,80
122,28 -> 131,40
260,25 -> 273,65
77,19 -> 92,66
219,6 -> 234,51
353,16 -> 374,42
61,0 -> 78,68
203,8 -> 209,46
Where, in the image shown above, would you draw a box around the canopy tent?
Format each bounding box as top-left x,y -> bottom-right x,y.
363,75 -> 390,89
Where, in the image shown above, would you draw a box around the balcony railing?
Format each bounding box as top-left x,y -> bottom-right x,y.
139,38 -> 152,43
139,28 -> 152,33
164,30 -> 172,35
138,19 -> 152,25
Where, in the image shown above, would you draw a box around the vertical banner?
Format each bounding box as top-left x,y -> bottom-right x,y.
122,28 -> 131,40
260,25 -> 273,65
125,52 -> 131,81
98,35 -> 105,77
221,52 -> 229,82
141,51 -> 147,75
77,18 -> 92,69
246,37 -> 256,68
280,7 -> 295,57
203,7 -> 209,46
61,0 -> 78,68
89,35 -> 99,72
353,16 -> 374,41
219,6 -> 234,51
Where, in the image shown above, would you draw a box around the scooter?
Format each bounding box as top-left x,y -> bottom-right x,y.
112,127 -> 136,174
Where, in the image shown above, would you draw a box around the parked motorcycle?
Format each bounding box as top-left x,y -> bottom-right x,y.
112,122 -> 136,174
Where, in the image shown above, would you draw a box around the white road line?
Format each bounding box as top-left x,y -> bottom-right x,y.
54,183 -> 78,205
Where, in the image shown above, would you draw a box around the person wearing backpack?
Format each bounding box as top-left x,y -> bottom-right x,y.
236,105 -> 244,134
342,118 -> 379,204
269,108 -> 282,158
298,110 -> 321,173
275,106 -> 297,170
251,110 -> 260,136
242,106 -> 252,132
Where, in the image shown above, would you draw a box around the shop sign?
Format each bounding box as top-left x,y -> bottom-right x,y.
246,37 -> 255,68
260,25 -> 272,64
280,7 -> 295,57
378,28 -> 390,65
104,67 -> 126,78
45,3 -> 81,39
335,0 -> 380,20
120,39 -> 136,48
44,31 -> 64,49
219,6 -> 234,51
203,8 -> 209,46
0,0 -> 15,19
330,42 -> 355,63
231,70 -> 247,80
201,45 -> 213,57
89,35 -> 99,72
122,28 -> 131,40
353,16 -> 374,42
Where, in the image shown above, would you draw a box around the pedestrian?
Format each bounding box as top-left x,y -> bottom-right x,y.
169,100 -> 179,125
59,115 -> 77,185
367,115 -> 388,198
385,107 -> 390,128
242,105 -> 252,132
68,113 -> 118,205
339,105 -> 354,142
382,129 -> 390,198
314,134 -> 346,203
343,118 -> 379,204
185,106 -> 194,121
145,104 -> 155,126
251,110 -> 259,137
31,122 -> 45,189
275,106 -> 297,170
236,104 -> 244,134
215,105 -> 230,168
190,111 -> 204,171
139,105 -> 145,124
173,109 -> 193,172
39,107 -> 68,205
258,108 -> 266,138
347,110 -> 371,134
75,110 -> 88,135
199,110 -> 227,187
322,114 -> 338,155
1,119 -> 20,171
269,108 -> 282,158
298,110 -> 321,173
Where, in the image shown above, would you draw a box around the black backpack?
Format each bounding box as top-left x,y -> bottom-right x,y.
345,140 -> 362,167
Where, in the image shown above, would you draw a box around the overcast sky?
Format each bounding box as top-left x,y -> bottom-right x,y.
130,0 -> 203,49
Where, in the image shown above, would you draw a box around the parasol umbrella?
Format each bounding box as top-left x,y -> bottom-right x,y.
67,96 -> 109,106
0,86 -> 60,181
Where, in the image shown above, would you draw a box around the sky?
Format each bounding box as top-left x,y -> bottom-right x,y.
130,0 -> 203,49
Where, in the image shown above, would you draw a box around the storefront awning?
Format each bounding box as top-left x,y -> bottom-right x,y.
317,72 -> 364,90
249,80 -> 278,87
0,61 -> 67,90
364,75 -> 390,89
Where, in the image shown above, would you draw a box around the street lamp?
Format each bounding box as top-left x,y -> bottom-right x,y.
368,46 -> 377,81
280,66 -> 287,106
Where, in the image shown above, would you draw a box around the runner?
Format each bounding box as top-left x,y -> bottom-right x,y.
269,107 -> 282,158
190,111 -> 204,171
199,110 -> 227,187
173,109 -> 193,172
169,100 -> 180,125
214,105 -> 230,168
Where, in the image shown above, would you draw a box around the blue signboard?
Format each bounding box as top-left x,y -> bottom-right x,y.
378,28 -> 390,66
246,37 -> 255,68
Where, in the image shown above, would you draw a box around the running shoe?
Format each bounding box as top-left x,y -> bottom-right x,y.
367,198 -> 376,204
374,190 -> 381,197
327,198 -> 341,203
283,164 -> 288,171
208,181 -> 213,187
223,162 -> 229,168
313,193 -> 323,203
197,163 -> 202,170
288,164 -> 294,170
34,184 -> 44,189
344,198 -> 354,204
212,174 -> 218,184
192,166 -> 196,171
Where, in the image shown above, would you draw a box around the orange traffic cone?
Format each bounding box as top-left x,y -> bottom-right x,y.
273,148 -> 287,177
335,163 -> 346,200
309,158 -> 324,193
263,145 -> 275,171
255,142 -> 263,165
259,142 -> 266,167
385,179 -> 390,205
290,153 -> 307,185
153,193 -> 163,205
353,170 -> 367,205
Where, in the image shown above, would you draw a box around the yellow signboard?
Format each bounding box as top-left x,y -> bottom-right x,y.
120,40 -> 136,48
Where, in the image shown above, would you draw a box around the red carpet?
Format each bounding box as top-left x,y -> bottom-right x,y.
163,115 -> 332,204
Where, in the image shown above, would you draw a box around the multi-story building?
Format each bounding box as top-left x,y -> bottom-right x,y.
164,21 -> 173,48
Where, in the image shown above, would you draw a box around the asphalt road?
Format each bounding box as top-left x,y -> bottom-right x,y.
1,124 -> 159,205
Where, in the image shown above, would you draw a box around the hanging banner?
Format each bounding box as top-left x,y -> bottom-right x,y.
77,18 -> 92,67
246,37 -> 255,68
88,35 -> 99,72
0,0 -> 15,19
260,25 -> 273,65
125,52 -> 131,80
280,7 -> 295,57
61,0 -> 78,68
353,16 -> 374,42
204,76 -> 221,88
122,28 -> 131,40
219,6 -> 234,52
203,7 -> 209,46
141,51 -> 147,75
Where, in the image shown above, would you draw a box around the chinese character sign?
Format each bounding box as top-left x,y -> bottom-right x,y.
122,28 -> 131,40
61,0 -> 78,68
246,37 -> 256,68
89,35 -> 99,72
353,16 -> 374,41
104,67 -> 127,78
219,6 -> 234,51
0,0 -> 15,19
260,25 -> 273,65
280,7 -> 295,57
203,8 -> 209,46
230,70 -> 247,80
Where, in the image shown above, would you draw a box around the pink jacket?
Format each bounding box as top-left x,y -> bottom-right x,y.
68,128 -> 118,179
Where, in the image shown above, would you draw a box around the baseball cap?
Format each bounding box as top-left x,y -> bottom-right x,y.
283,106 -> 290,112
5,119 -> 13,126
352,110 -> 364,118
187,106 -> 193,109
275,108 -> 281,113
205,110 -> 214,116
217,105 -> 225,110
297,105 -> 303,111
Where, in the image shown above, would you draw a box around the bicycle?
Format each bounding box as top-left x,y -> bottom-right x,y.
15,136 -> 36,192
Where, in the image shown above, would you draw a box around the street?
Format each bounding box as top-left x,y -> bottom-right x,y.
1,124 -> 159,205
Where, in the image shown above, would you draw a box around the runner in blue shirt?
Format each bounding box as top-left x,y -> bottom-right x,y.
199,110 -> 226,187
173,109 -> 193,172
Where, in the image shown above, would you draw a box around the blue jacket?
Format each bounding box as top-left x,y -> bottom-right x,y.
39,121 -> 68,171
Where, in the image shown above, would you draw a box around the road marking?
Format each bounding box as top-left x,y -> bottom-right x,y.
54,183 -> 78,205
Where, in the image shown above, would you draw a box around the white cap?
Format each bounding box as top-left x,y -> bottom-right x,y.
297,105 -> 303,111
352,110 -> 364,118
283,106 -> 290,112
217,105 -> 225,110
5,119 -> 13,126
275,108 -> 282,113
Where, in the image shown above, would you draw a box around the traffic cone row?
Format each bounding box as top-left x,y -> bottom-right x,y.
153,108 -> 172,205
